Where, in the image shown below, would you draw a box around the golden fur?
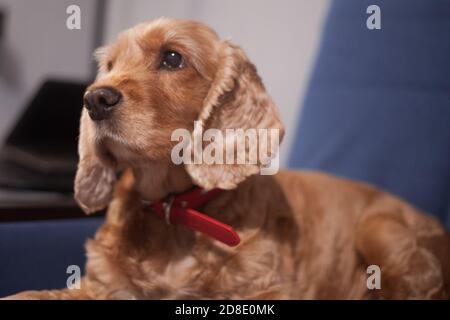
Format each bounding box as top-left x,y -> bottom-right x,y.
5,18 -> 449,300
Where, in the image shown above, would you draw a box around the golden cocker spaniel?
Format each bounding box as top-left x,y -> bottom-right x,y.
5,18 -> 449,300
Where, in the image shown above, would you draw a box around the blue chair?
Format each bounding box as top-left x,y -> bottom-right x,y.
0,217 -> 103,296
289,0 -> 450,230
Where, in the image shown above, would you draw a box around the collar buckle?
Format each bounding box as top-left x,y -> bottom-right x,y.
162,195 -> 175,225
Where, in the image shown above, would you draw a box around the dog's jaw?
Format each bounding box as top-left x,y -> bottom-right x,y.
90,120 -> 194,202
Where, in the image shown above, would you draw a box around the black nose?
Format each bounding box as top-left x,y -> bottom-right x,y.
83,87 -> 122,121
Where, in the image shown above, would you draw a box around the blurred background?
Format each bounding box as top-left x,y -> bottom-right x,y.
0,0 -> 449,296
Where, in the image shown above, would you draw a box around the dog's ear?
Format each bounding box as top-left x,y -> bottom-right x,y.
185,41 -> 284,190
74,110 -> 116,214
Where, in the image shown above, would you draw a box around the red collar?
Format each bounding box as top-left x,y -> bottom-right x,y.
143,187 -> 240,247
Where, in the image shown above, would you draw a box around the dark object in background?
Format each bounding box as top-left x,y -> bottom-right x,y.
289,0 -> 450,230
0,79 -> 87,192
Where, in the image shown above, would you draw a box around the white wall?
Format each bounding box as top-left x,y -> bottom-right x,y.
0,0 -> 97,142
103,0 -> 330,166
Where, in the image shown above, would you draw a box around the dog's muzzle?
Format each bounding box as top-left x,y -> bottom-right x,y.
83,87 -> 122,121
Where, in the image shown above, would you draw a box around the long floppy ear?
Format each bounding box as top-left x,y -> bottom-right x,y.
74,110 -> 116,214
185,41 -> 285,190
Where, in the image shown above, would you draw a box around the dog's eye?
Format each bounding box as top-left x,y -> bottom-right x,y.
107,61 -> 113,71
161,51 -> 184,69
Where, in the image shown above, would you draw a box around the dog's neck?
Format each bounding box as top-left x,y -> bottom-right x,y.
132,161 -> 194,201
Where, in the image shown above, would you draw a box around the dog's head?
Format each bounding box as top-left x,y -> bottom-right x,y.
75,18 -> 284,213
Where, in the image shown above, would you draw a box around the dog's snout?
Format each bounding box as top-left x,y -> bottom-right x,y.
84,87 -> 122,121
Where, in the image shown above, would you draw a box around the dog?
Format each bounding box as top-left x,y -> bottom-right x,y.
5,18 -> 449,299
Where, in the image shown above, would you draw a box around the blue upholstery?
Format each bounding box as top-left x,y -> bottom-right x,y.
0,218 -> 103,296
289,0 -> 450,230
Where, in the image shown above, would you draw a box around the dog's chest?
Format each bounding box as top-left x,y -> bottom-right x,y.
87,224 -> 288,299
161,239 -> 287,298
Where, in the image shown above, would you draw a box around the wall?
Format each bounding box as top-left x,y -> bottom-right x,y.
0,0 -> 98,142
103,0 -> 330,165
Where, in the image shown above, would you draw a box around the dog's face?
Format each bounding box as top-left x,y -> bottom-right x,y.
75,18 -> 284,213
84,19 -> 219,162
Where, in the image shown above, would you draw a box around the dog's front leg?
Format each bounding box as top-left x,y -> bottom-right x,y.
2,287 -> 92,300
2,278 -> 93,300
